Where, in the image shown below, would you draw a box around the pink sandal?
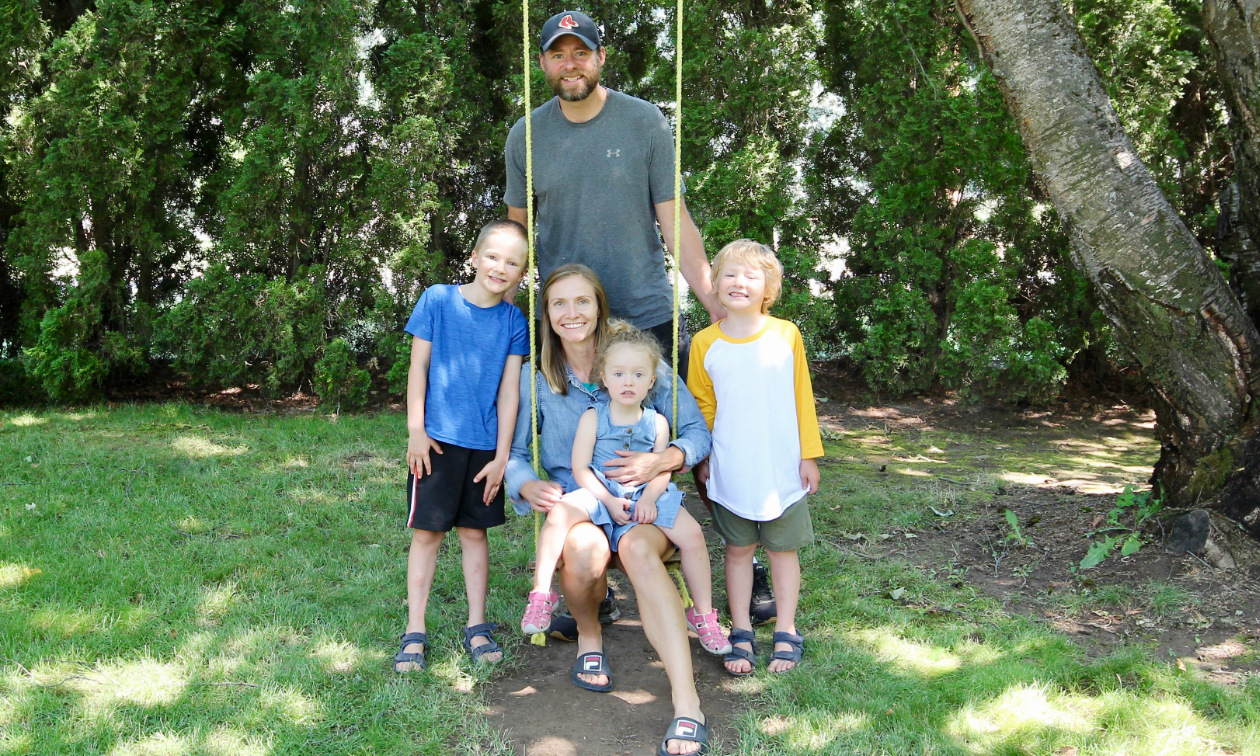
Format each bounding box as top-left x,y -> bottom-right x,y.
521,590 -> 559,634
686,607 -> 732,655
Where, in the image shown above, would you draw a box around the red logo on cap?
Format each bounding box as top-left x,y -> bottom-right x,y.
559,14 -> 580,29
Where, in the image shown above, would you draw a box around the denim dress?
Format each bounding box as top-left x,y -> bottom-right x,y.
586,402 -> 685,550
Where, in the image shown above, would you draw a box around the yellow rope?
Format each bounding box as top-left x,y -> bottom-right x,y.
521,2 -> 692,644
523,0 -> 545,647
671,0 -> 683,439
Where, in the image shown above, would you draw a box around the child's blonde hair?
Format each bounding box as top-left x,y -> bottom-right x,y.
594,320 -> 663,398
710,239 -> 783,314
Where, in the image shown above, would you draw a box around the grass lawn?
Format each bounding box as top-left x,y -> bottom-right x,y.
2,403 -> 1259,755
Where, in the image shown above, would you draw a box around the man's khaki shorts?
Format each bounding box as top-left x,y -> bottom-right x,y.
710,496 -> 813,552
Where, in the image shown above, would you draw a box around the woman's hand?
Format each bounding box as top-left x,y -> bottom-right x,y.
520,480 -> 564,513
603,446 -> 684,487
472,456 -> 507,504
608,497 -> 634,525
407,430 -> 443,477
633,497 -> 657,524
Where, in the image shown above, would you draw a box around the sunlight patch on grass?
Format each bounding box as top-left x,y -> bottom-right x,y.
851,628 -> 962,677
203,726 -> 272,756
258,686 -> 324,726
311,639 -> 364,674
281,456 -> 309,468
947,683 -> 1097,753
9,414 -> 46,427
172,436 -> 248,458
70,658 -> 187,721
108,731 -> 192,756
29,606 -> 99,636
0,563 -> 39,589
62,412 -> 98,422
196,583 -> 238,627
759,710 -> 869,750
896,467 -> 933,477
177,516 -> 208,534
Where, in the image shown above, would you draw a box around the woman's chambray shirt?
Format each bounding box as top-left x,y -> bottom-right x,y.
505,363 -> 712,515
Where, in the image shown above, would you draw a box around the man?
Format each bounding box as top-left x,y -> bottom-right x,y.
504,9 -> 775,633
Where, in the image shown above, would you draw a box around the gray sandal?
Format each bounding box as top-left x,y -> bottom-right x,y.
463,622 -> 503,664
770,631 -> 804,671
394,631 -> 427,672
724,627 -> 756,677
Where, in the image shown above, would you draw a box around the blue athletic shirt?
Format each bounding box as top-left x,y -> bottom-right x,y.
405,284 -> 530,451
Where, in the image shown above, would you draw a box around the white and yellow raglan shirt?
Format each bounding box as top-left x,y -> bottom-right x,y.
687,316 -> 824,522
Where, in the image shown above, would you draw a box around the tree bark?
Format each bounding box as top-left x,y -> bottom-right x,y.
956,0 -> 1260,533
1217,182 -> 1260,326
1204,0 -> 1260,330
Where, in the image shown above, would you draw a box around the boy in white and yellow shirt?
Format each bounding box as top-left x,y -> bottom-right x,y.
688,239 -> 823,676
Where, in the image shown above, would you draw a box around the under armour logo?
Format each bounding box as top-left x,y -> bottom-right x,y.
607,149 -> 621,158
559,14 -> 579,29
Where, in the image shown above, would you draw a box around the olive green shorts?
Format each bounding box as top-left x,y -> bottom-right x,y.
710,496 -> 814,552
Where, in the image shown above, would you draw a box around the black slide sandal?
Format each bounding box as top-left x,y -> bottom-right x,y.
657,715 -> 708,756
394,631 -> 427,673
571,650 -> 614,692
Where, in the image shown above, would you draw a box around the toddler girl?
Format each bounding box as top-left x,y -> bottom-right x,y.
520,322 -> 730,655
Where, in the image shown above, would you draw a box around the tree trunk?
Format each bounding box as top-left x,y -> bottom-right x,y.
1217,182 -> 1260,326
955,0 -> 1260,533
1204,0 -> 1260,329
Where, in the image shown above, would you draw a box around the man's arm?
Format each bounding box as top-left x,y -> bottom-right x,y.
507,205 -> 527,226
655,196 -> 725,322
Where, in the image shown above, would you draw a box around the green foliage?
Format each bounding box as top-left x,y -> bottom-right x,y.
0,0 -> 1238,404
1004,509 -> 1030,547
23,250 -> 147,402
155,264 -> 327,395
314,338 -> 371,412
816,0 -> 1089,401
1077,485 -> 1164,570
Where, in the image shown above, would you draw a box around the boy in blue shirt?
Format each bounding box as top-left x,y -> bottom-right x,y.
394,219 -> 530,672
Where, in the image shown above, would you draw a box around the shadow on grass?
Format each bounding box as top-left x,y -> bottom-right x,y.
2,405 -> 1257,755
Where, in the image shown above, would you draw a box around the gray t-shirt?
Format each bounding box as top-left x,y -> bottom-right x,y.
505,90 -> 681,329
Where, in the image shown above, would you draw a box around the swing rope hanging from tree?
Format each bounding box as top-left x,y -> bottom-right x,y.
522,0 -> 693,647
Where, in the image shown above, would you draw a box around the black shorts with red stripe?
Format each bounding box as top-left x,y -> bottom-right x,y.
406,442 -> 507,532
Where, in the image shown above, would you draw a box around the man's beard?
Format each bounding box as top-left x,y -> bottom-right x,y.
547,67 -> 601,102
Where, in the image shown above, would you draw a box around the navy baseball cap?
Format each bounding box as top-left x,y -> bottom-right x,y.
540,11 -> 601,52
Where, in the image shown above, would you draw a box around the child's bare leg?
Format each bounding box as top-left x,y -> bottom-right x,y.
724,542 -> 757,675
456,527 -> 502,662
765,549 -> 801,672
660,509 -> 713,614
400,528 -> 445,671
532,498 -> 591,592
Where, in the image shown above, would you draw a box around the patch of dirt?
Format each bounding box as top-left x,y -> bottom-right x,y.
806,383 -> 1260,686
484,572 -> 742,756
907,487 -> 1260,683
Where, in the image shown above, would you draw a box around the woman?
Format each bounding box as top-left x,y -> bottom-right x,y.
505,264 -> 712,756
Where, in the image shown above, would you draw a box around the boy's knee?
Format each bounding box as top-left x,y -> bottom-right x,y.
456,527 -> 488,544
726,542 -> 757,559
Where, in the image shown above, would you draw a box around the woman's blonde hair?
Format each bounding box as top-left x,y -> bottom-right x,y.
540,264 -> 611,394
593,320 -> 663,398
710,239 -> 783,314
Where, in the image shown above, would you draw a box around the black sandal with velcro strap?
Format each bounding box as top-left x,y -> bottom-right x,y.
723,627 -> 757,677
769,630 -> 804,671
463,622 -> 503,664
394,631 -> 427,673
